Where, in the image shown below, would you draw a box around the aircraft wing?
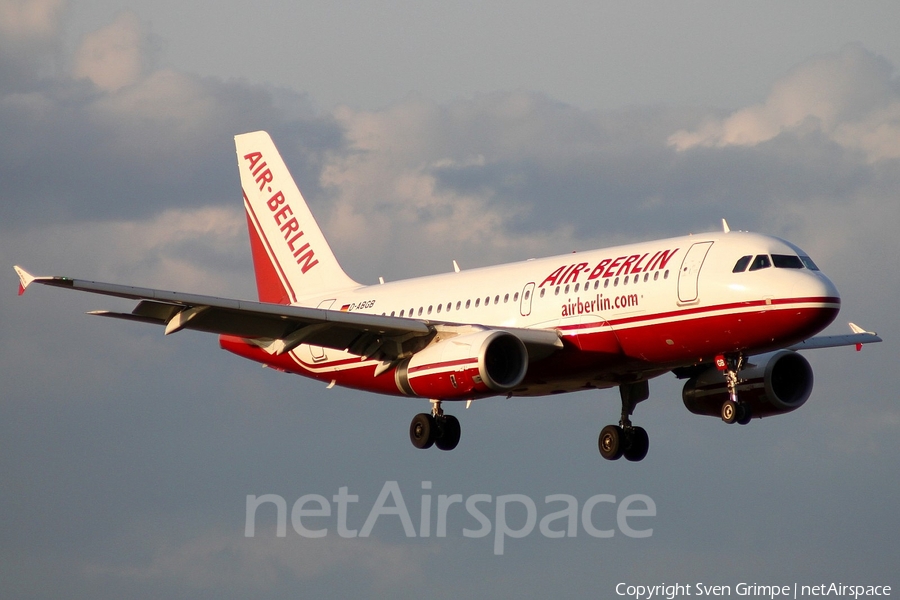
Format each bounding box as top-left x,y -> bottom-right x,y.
788,322 -> 882,351
14,267 -> 562,360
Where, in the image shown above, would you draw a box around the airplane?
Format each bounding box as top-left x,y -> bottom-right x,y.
14,130 -> 882,462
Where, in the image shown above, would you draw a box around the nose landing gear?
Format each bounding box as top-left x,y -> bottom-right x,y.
718,354 -> 752,425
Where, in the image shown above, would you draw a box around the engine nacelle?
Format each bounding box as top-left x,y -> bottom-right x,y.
396,330 -> 528,399
682,350 -> 814,419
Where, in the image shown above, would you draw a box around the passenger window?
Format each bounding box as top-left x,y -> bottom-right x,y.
494,295 -> 500,304
485,297 -> 490,306
654,272 -> 659,281
475,298 -> 480,307
391,311 -> 395,316
436,304 -> 442,313
564,285 -> 569,294
574,283 -> 580,292
428,305 -> 433,315
772,254 -> 804,269
504,294 -> 509,303
800,256 -> 819,271
514,292 -> 519,301
400,310 -> 405,317
604,279 -> 610,288
465,300 -> 471,309
456,301 -> 461,310
748,255 -> 771,271
643,273 -> 649,282
732,255 -> 752,273
540,289 -> 546,298
664,270 -> 669,279
524,291 -> 530,300
418,307 -> 423,316
555,287 -> 560,296
614,277 -> 619,287
624,276 -> 629,285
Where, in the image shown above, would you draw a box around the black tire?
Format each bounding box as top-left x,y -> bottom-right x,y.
435,414 -> 461,451
736,403 -> 752,425
623,426 -> 649,462
598,425 -> 624,460
721,400 -> 738,424
409,413 -> 435,449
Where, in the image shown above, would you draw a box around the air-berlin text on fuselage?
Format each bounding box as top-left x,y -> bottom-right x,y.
243,151 -> 319,274
539,248 -> 680,288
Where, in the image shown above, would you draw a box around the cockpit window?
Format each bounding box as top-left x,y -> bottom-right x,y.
748,255 -> 771,271
732,255 -> 752,273
800,255 -> 819,271
772,254 -> 804,269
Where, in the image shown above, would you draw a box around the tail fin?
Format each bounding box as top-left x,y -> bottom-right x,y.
235,131 -> 359,304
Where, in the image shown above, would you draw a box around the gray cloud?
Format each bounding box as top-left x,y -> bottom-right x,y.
0,6 -> 341,230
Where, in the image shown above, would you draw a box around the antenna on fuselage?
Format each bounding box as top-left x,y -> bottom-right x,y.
722,219 -> 731,233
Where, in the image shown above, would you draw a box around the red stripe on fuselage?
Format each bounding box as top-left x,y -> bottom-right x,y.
557,296 -> 840,332
219,297 -> 839,399
244,191 -> 298,304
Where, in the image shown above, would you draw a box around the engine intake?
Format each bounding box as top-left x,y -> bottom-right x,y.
396,330 -> 528,399
682,350 -> 814,419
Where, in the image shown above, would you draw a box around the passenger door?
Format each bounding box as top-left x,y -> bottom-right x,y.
677,241 -> 714,304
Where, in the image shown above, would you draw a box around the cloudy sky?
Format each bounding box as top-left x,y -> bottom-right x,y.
2,1 -> 898,598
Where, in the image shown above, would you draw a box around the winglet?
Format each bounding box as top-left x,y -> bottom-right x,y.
14,266 -> 36,296
848,322 -> 878,351
848,322 -> 868,335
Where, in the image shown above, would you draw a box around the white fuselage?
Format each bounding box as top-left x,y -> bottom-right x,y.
237,230 -> 839,398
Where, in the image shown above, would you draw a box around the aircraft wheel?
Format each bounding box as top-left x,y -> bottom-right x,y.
435,415 -> 461,451
598,425 -> 624,460
623,426 -> 649,462
410,413 -> 435,449
721,400 -> 738,424
737,403 -> 752,425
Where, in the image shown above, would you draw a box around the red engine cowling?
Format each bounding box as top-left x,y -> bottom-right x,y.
682,350 -> 814,419
396,330 -> 528,399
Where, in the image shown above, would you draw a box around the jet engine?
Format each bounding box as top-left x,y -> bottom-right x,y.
396,330 -> 528,399
682,350 -> 814,419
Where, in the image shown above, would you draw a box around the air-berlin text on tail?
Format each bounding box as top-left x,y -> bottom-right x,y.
540,248 -> 680,288
243,151 -> 319,274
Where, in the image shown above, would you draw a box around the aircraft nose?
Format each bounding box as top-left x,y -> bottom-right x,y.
794,270 -> 840,303
790,270 -> 841,336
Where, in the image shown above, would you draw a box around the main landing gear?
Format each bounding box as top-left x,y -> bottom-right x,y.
718,354 -> 752,425
599,381 -> 650,462
409,399 -> 461,451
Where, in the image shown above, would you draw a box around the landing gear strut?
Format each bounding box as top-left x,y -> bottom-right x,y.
718,354 -> 752,425
409,399 -> 461,451
599,381 -> 650,462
